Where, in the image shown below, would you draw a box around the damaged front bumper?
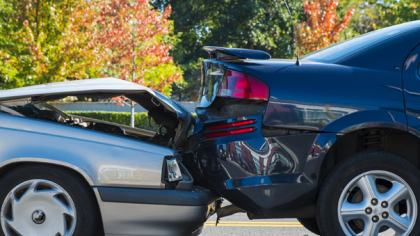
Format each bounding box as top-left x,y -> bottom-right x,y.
94,186 -> 219,236
93,159 -> 221,236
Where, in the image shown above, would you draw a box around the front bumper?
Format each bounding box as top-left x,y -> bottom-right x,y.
94,186 -> 218,236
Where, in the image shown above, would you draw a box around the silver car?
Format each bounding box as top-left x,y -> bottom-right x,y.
0,78 -> 219,236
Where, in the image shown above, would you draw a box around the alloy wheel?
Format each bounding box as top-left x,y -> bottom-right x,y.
338,170 -> 417,236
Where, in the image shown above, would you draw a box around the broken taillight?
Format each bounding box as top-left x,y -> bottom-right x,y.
217,69 -> 269,101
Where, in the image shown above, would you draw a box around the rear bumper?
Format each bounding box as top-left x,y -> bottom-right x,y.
195,115 -> 325,216
94,186 -> 219,236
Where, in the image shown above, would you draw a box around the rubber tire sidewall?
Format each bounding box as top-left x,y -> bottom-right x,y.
317,151 -> 420,236
0,164 -> 102,236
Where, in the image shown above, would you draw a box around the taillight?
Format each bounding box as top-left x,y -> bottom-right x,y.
217,69 -> 269,101
208,120 -> 256,131
205,128 -> 255,139
205,119 -> 256,139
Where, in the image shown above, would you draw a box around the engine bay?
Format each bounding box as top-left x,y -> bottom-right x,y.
7,103 -> 176,147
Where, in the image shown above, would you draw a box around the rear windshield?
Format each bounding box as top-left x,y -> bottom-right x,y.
302,21 -> 420,63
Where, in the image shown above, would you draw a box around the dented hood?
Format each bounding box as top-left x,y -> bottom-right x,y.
0,78 -> 194,146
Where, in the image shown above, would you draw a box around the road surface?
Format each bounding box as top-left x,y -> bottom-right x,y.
201,212 -> 316,236
200,201 -> 395,236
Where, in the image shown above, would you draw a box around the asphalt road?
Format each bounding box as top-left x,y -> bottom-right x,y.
201,213 -> 316,236
200,201 -> 395,236
201,213 -> 396,236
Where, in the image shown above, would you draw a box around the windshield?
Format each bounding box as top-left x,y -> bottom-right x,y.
302,21 -> 420,63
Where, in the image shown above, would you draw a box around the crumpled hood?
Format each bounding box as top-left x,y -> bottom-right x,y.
0,78 -> 194,146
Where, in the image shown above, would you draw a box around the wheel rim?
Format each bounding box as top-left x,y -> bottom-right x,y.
0,179 -> 77,236
338,170 -> 417,236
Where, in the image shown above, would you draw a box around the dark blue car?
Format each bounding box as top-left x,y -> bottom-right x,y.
187,20 -> 420,235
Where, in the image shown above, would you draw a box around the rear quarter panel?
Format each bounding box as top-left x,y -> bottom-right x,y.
255,62 -> 407,132
195,57 -> 410,215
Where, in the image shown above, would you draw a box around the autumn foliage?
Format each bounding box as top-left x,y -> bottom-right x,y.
0,0 -> 98,88
0,0 -> 182,95
93,0 -> 182,93
297,0 -> 355,56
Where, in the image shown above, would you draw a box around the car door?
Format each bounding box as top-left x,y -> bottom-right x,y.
403,44 -> 420,136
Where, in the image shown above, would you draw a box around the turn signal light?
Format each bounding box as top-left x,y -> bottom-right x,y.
217,69 -> 269,101
205,127 -> 255,139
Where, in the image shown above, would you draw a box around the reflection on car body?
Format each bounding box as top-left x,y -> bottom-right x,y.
188,21 -> 420,235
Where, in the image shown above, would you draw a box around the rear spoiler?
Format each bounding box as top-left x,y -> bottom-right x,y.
203,46 -> 271,60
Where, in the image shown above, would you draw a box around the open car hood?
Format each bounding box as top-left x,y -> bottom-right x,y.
0,78 -> 194,147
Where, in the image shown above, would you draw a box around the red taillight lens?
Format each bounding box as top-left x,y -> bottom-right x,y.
205,119 -> 257,139
217,69 -> 269,101
208,120 -> 256,131
205,127 -> 255,139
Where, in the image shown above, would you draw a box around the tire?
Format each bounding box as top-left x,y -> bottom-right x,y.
0,164 -> 103,236
317,151 -> 420,236
297,218 -> 321,235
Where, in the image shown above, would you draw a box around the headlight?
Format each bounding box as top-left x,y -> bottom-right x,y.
167,158 -> 183,182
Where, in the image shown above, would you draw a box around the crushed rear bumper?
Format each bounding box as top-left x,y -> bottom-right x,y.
194,115 -> 325,217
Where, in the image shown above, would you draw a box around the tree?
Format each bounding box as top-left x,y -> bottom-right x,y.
0,0 -> 182,96
338,0 -> 419,39
93,0 -> 182,95
152,0 -> 305,100
297,0 -> 355,56
379,0 -> 420,26
0,0 -> 99,89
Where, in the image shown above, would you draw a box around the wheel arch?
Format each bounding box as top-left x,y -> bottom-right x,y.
0,160 -> 105,234
318,127 -> 420,188
0,158 -> 94,186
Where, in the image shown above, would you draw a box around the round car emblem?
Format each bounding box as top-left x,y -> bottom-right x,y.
32,210 -> 46,224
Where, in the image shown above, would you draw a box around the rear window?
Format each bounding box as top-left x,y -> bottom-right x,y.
303,21 -> 420,63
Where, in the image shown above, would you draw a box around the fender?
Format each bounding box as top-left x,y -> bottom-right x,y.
301,109 -> 408,191
0,158 -> 94,185
0,114 -> 173,189
321,109 -> 407,133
